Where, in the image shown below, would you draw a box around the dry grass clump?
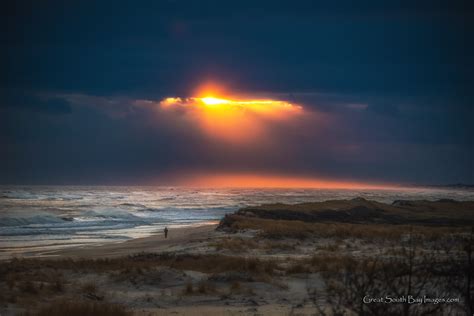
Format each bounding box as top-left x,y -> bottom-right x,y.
308,254 -> 357,273
184,282 -> 193,295
286,262 -> 309,274
48,276 -> 65,293
231,217 -> 315,239
286,254 -> 356,275
197,280 -> 217,294
227,281 -> 256,296
112,266 -> 146,284
230,281 -> 241,292
80,282 -> 98,294
19,280 -> 39,294
23,300 -> 131,316
262,240 -> 295,251
212,237 -> 260,252
212,237 -> 296,253
318,241 -> 342,252
182,281 -> 216,295
167,254 -> 277,276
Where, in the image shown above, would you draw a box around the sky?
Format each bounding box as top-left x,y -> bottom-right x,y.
1,0 -> 473,186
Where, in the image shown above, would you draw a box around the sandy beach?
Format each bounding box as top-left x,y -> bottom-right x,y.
45,224 -> 219,259
1,198 -> 472,315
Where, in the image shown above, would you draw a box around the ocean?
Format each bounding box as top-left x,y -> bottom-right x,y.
1,185 -> 473,258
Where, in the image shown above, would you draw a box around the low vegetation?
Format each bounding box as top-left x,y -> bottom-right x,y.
220,214 -> 467,240
309,231 -> 474,316
0,254 -> 278,282
22,300 -> 131,316
227,198 -> 474,226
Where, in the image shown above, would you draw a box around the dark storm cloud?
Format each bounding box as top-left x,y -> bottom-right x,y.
0,0 -> 472,184
1,91 -> 72,115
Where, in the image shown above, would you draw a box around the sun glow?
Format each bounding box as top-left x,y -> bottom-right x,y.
166,172 -> 396,189
159,91 -> 303,143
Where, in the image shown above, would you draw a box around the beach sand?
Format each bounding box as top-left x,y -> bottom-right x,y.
46,224 -> 219,259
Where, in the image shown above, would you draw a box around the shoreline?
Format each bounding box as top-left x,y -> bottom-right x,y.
0,223 -> 219,261
38,223 -> 219,259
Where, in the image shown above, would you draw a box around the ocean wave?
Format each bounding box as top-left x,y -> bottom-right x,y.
0,222 -> 141,236
119,202 -> 147,208
0,213 -> 154,237
0,214 -> 70,227
156,197 -> 176,201
0,208 -> 154,238
0,191 -> 84,201
79,209 -> 147,221
136,207 -> 164,212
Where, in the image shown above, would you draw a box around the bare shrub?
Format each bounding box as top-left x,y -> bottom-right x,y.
437,228 -> 474,315
228,281 -> 255,296
49,276 -> 65,293
197,280 -> 216,294
263,240 -> 294,251
212,237 -> 259,252
319,242 -> 341,252
286,262 -> 309,274
80,282 -> 97,294
311,231 -> 462,316
19,280 -> 38,295
230,281 -> 241,292
183,282 -> 193,295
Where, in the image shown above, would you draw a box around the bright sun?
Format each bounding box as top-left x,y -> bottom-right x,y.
159,87 -> 303,143
200,97 -> 230,105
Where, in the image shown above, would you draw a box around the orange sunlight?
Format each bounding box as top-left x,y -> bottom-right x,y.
169,172 -> 398,190
159,87 -> 302,143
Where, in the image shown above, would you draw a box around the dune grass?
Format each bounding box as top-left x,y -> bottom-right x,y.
211,237 -> 260,252
0,254 -> 278,279
22,300 -> 131,316
221,214 -> 467,240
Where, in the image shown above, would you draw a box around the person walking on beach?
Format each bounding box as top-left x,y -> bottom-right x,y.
164,227 -> 168,239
